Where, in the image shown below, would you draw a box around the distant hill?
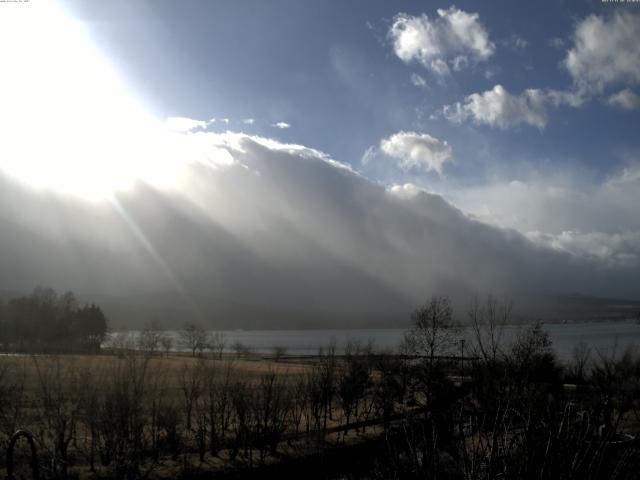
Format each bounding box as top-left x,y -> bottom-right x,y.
536,293 -> 640,323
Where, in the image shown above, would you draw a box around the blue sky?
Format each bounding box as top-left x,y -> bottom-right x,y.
61,0 -> 638,179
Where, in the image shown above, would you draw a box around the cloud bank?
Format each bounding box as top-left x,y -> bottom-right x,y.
447,163 -> 640,269
1,131 -> 638,329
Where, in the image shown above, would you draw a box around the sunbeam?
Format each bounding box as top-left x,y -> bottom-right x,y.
108,195 -> 206,323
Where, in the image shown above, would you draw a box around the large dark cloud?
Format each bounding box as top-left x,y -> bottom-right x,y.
1,133 -> 638,328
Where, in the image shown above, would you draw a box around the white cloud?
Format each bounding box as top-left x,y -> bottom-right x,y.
607,88 -> 640,111
165,116 -> 208,132
564,12 -> 640,93
272,121 -> 291,129
442,85 -> 549,129
410,73 -> 428,87
380,131 -> 454,174
453,12 -> 640,119
388,7 -> 494,75
242,118 -> 255,125
441,84 -> 587,129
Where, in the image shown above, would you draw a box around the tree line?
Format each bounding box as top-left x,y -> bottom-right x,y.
0,287 -> 108,353
105,321 -> 228,358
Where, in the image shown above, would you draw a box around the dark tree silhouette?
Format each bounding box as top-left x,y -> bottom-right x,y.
0,287 -> 108,353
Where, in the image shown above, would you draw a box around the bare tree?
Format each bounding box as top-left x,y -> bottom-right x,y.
591,344 -> 640,437
137,320 -> 162,355
404,295 -> 460,370
201,359 -> 233,456
178,360 -> 203,431
156,402 -> 181,461
567,340 -> 592,383
179,322 -> 207,357
272,345 -> 288,361
32,357 -> 83,478
92,351 -> 151,476
288,374 -> 309,436
337,340 -> 371,433
0,357 -> 26,445
371,352 -> 407,430
468,294 -> 511,363
206,331 -> 227,359
253,371 -> 291,465
159,333 -> 174,356
78,364 -> 104,473
232,340 -> 254,359
214,361 -> 235,449
146,361 -> 170,463
309,342 -> 338,434
229,381 -> 254,464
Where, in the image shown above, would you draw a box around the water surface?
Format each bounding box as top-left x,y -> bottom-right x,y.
123,320 -> 640,361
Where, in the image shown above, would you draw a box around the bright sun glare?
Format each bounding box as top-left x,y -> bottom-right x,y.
0,1 -> 187,200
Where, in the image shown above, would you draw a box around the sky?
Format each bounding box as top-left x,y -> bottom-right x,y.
0,1 -> 639,327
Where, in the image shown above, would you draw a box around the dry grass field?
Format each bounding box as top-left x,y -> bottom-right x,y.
0,351 -> 382,479
1,352 -> 311,388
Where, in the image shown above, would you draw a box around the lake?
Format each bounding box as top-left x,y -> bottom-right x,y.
122,320 -> 640,361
